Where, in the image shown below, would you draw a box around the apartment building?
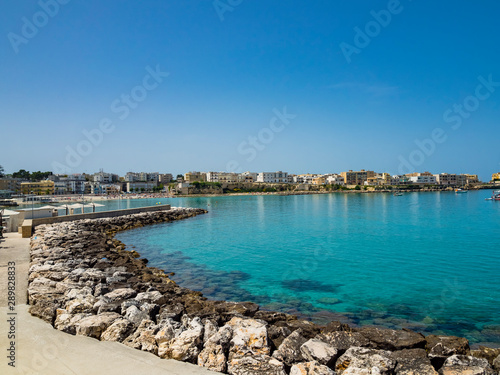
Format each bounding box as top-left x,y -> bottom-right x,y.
184,172 -> 206,183
340,170 -> 375,185
158,174 -> 173,184
408,175 -> 437,184
0,178 -> 24,193
21,180 -> 55,195
433,173 -> 477,186
256,171 -> 288,183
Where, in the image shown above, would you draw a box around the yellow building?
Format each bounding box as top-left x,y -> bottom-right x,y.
21,181 -> 55,195
492,173 -> 500,182
340,170 -> 375,185
312,176 -> 326,185
184,172 -> 206,183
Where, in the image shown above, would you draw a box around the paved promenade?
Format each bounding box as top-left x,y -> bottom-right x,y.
0,232 -> 212,375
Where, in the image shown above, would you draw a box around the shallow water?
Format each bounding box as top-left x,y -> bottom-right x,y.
115,191 -> 500,345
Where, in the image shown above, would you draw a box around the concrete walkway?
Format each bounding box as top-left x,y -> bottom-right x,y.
0,232 -> 213,375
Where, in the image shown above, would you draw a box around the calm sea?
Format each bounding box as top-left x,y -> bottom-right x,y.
113,191 -> 500,345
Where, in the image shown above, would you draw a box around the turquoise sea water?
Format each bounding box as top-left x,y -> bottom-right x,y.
114,191 -> 500,345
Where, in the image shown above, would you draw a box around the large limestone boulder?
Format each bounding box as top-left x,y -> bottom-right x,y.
54,309 -> 91,335
290,361 -> 336,375
300,338 -> 339,367
158,317 -> 204,363
227,317 -> 270,356
197,323 -> 233,372
471,347 -> 500,367
227,354 -> 286,375
65,295 -> 96,314
493,355 -> 500,372
319,330 -> 371,352
272,329 -> 308,366
102,288 -> 137,302
357,326 -> 426,351
198,343 -> 227,373
76,312 -> 121,339
391,348 -> 438,375
123,319 -> 158,354
426,335 -> 470,369
101,318 -> 135,342
439,355 -> 495,375
335,347 -> 396,374
135,291 -> 166,305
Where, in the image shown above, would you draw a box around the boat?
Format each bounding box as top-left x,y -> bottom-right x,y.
455,188 -> 468,193
485,190 -> 500,201
393,191 -> 403,196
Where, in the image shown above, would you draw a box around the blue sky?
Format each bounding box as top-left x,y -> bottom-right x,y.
1,0 -> 499,180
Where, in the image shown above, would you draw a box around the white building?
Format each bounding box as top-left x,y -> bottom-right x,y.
293,174 -> 317,184
206,172 -> 219,182
408,175 -> 437,184
257,171 -> 288,183
325,174 -> 345,185
93,171 -> 117,184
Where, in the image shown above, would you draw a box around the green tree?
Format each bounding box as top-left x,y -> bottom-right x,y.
0,165 -> 4,177
12,169 -> 31,179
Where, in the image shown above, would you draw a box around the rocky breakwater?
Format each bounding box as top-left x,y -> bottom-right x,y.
27,208 -> 500,375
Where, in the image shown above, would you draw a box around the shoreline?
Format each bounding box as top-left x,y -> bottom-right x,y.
26,208 -> 500,374
9,184 -> 497,206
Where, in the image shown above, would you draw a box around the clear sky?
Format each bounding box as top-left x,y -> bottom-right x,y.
1,0 -> 499,180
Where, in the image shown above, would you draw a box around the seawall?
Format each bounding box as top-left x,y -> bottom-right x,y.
27,208 -> 500,374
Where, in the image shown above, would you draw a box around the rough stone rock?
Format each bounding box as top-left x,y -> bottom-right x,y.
439,367 -> 494,375
227,317 -> 270,356
391,349 -> 438,375
123,319 -> 158,354
135,291 -> 166,305
357,326 -> 426,351
268,325 -> 293,351
335,347 -> 396,375
319,331 -> 372,352
227,354 -> 286,375
300,338 -> 339,367
322,321 -> 352,333
215,301 -> 260,317
155,319 -> 179,345
198,342 -> 227,373
471,347 -> 500,366
203,320 -> 219,343
158,317 -> 204,363
493,355 -> 500,372
103,288 -> 137,302
439,355 -> 495,375
75,312 -> 121,339
290,361 -> 336,375
54,309 -> 91,335
426,335 -> 470,369
156,302 -> 184,322
64,286 -> 94,301
101,318 -> 135,342
272,329 -> 308,366
65,295 -> 96,314
28,298 -> 59,324
124,305 -> 150,326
